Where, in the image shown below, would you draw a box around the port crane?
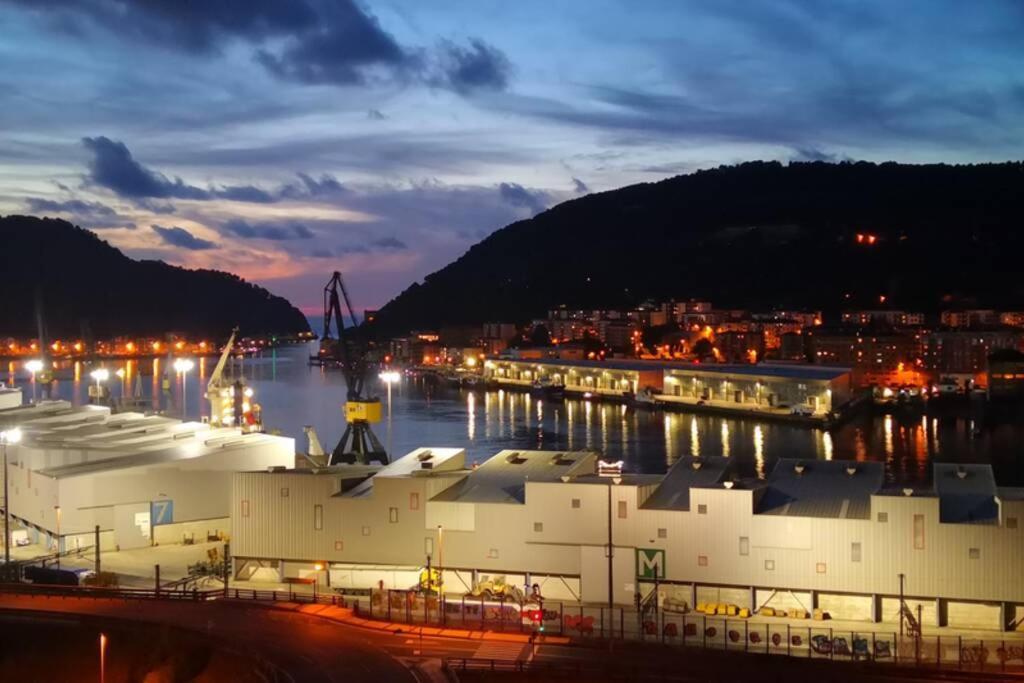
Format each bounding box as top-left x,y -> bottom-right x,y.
322,271 -> 388,465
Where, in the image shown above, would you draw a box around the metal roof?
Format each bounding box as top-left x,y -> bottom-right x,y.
497,358 -> 849,382
933,464 -> 998,524
641,456 -> 734,511
431,449 -> 598,504
757,459 -> 884,519
341,447 -> 466,498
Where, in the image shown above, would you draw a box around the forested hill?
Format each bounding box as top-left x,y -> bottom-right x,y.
371,161 -> 1024,333
0,215 -> 310,338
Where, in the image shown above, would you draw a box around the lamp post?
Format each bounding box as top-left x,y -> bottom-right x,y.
115,368 -> 126,401
1,427 -> 22,573
379,371 -> 400,456
54,505 -> 62,567
25,359 -> 43,402
90,368 -> 110,405
99,632 -> 107,683
172,359 -> 194,419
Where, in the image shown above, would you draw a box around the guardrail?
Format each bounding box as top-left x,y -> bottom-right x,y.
0,582 -> 349,607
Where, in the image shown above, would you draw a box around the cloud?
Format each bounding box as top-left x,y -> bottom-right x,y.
371,236 -> 407,250
81,136 -> 280,203
572,177 -> 590,194
434,38 -> 511,94
254,1 -> 409,85
151,224 -> 216,250
498,182 -> 550,215
82,136 -> 209,200
222,218 -> 314,241
24,196 -> 135,229
280,172 -> 348,199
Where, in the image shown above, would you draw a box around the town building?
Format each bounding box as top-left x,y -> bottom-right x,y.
921,330 -> 1022,377
987,349 -> 1024,401
840,310 -> 926,327
231,448 -> 1024,632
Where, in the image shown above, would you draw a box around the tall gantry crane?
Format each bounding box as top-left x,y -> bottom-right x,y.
322,271 -> 388,465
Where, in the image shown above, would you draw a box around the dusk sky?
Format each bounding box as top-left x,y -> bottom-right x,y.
3,0 -> 1023,315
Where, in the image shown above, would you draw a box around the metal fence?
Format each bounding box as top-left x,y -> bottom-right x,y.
350,591 -> 1024,674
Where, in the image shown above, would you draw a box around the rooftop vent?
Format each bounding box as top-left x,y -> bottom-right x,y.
417,450 -> 434,462
902,488 -> 914,497
845,466 -> 857,476
956,466 -> 968,480
421,461 -> 434,470
550,453 -> 575,466
723,481 -> 735,490
560,475 -> 571,483
794,463 -> 806,475
505,452 -> 528,465
691,461 -> 703,470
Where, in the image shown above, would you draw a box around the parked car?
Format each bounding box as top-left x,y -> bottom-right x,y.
790,405 -> 814,417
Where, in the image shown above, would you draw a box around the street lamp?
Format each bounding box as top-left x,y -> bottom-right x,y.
1,427 -> 22,572
99,632 -> 107,683
54,505 -> 62,567
379,371 -> 400,416
25,359 -> 43,402
172,359 -> 195,419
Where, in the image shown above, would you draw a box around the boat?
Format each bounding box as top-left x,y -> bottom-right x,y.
531,377 -> 565,400
625,387 -> 658,410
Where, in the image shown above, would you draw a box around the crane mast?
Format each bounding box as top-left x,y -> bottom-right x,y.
322,271 -> 387,465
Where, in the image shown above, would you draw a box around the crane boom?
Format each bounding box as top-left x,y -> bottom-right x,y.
207,328 -> 237,393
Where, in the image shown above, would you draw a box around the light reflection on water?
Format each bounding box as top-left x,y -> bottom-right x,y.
6,343 -> 1024,485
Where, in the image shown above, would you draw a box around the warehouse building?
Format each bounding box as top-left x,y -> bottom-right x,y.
484,358 -> 853,417
230,448 -> 1024,631
1,400 -> 294,552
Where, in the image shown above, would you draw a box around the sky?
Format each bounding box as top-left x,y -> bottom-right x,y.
2,1 -> 1023,316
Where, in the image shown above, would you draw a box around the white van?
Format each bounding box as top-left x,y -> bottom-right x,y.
790,404 -> 814,417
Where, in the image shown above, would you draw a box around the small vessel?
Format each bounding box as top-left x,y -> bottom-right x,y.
531,377 -> 565,400
626,387 -> 657,409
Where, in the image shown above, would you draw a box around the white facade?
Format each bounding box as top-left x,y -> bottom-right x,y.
1,400 -> 294,551
230,448 -> 1024,631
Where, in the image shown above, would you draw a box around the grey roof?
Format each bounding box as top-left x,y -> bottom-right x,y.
503,358 -> 849,382
757,459 -> 884,519
641,456 -> 734,511
998,487 -> 1024,501
341,447 -> 465,499
933,464 -> 998,524
431,449 -> 597,504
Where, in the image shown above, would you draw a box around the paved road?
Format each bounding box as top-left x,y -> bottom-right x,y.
0,595 -> 413,682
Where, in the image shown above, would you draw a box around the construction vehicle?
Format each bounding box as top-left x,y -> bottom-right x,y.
206,328 -> 263,432
321,271 -> 388,465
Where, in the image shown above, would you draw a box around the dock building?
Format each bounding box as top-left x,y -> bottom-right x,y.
230,448 -> 1024,632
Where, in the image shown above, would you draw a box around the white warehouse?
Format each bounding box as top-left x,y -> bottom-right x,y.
1,399 -> 294,552
231,447 -> 1024,632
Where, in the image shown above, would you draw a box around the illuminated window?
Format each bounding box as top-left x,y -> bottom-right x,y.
913,514 -> 925,550
409,493 -> 420,510
314,504 -> 323,530
764,559 -> 775,571
969,548 -> 980,560
534,522 -> 543,532
697,555 -> 708,567
617,501 -> 627,519
280,487 -> 289,498
739,537 -> 749,556
877,512 -> 888,523
389,507 -> 398,524
658,528 -> 667,539
851,542 -> 862,563
241,500 -> 250,518
698,504 -> 707,515
571,498 -> 581,509
816,563 -> 827,574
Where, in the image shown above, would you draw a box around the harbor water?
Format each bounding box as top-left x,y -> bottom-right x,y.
5,343 -> 1023,485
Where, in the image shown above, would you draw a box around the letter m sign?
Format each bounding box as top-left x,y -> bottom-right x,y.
636,548 -> 665,579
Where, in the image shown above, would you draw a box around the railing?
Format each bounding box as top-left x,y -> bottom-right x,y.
0,582 -> 221,601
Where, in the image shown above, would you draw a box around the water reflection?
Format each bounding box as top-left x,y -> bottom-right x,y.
7,344 -> 1024,485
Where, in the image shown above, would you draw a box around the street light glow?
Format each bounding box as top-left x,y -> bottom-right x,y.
90,368 -> 110,383
25,359 -> 44,374
172,358 -> 195,373
379,370 -> 401,384
0,428 -> 22,444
